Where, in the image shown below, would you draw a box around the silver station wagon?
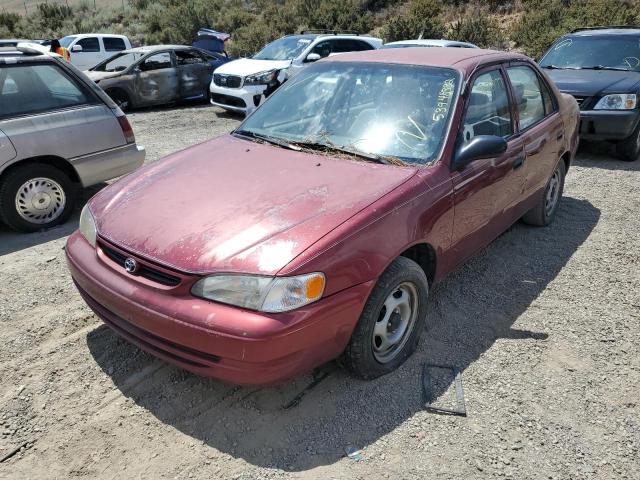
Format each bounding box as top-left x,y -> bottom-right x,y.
0,45 -> 145,232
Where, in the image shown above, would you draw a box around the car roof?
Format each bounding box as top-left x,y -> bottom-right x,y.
62,33 -> 128,38
384,39 -> 478,48
568,27 -> 640,36
124,44 -> 192,54
324,47 -> 527,72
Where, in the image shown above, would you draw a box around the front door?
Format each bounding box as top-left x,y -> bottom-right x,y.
175,49 -> 212,100
450,67 -> 526,264
134,52 -> 179,106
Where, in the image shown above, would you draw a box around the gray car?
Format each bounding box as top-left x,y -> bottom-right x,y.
0,45 -> 145,232
85,45 -> 215,110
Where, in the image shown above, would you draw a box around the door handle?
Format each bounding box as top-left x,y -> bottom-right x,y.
512,154 -> 525,169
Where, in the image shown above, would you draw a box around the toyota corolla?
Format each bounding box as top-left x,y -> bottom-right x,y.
66,48 -> 579,385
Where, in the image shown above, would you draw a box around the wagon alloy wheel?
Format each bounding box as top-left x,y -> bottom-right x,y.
544,169 -> 561,217
372,282 -> 419,363
15,177 -> 66,224
343,256 -> 430,379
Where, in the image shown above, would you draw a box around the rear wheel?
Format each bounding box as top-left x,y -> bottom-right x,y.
0,164 -> 77,232
343,256 -> 429,379
522,160 -> 565,227
615,122 -> 640,161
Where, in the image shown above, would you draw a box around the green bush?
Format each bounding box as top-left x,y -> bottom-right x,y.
380,0 -> 445,42
447,9 -> 505,48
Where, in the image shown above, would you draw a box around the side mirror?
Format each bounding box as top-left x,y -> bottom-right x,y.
71,44 -> 83,52
305,53 -> 321,63
453,135 -> 507,170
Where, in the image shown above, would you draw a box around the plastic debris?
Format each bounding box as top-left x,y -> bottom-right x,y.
345,446 -> 363,461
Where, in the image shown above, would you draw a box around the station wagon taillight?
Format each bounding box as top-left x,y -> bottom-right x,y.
117,114 -> 135,144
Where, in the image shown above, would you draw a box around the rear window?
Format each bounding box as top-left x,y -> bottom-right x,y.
103,37 -> 126,52
0,63 -> 93,118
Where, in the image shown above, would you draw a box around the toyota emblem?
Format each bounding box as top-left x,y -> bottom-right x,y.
124,257 -> 138,273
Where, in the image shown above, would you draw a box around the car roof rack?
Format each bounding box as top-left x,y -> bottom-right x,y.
570,25 -> 640,33
299,29 -> 360,36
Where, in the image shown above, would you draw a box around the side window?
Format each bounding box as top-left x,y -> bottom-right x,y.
346,39 -> 375,52
0,64 -> 91,118
77,37 -> 100,53
140,52 -> 172,71
461,70 -> 513,143
103,37 -> 126,52
311,40 -> 332,58
175,50 -> 205,65
506,66 -> 546,130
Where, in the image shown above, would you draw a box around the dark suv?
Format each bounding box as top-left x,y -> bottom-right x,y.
540,27 -> 640,161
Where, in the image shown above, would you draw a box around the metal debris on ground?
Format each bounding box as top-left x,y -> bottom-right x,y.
344,446 -> 363,461
422,363 -> 467,417
0,441 -> 28,463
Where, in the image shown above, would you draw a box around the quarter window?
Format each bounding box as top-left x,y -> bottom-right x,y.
103,37 -> 126,51
461,70 -> 513,143
77,37 -> 100,52
506,66 -> 547,129
0,64 -> 91,118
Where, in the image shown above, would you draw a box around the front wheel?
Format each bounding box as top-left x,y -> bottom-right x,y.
343,256 -> 429,379
0,164 -> 77,232
522,160 -> 566,227
616,122 -> 640,161
106,89 -> 131,112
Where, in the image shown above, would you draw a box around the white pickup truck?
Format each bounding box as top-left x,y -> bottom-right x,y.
59,34 -> 132,70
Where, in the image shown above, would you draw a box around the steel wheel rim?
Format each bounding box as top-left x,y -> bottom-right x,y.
545,169 -> 561,217
15,177 -> 66,224
372,282 -> 419,363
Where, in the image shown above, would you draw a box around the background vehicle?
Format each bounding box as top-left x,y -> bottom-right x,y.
86,45 -> 216,110
59,34 -> 132,70
0,46 -> 145,232
382,39 -> 478,49
209,30 -> 382,114
66,48 -> 578,385
540,26 -> 640,161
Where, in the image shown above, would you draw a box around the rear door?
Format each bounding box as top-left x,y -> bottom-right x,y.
133,51 -> 178,106
0,61 -> 124,162
450,66 -> 526,262
175,49 -> 212,99
505,63 -> 563,202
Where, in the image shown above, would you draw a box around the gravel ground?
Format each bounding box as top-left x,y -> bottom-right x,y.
0,103 -> 638,480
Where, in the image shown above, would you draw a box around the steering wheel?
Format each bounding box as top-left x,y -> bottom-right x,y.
622,57 -> 640,69
395,115 -> 429,152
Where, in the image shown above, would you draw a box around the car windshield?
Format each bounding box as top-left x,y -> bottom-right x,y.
253,36 -> 314,61
238,62 -> 460,165
540,35 -> 640,71
92,52 -> 144,72
59,36 -> 77,48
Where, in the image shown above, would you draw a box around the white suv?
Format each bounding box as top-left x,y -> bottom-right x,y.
210,31 -> 382,114
59,34 -> 132,70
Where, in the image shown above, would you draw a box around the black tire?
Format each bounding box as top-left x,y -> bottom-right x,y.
106,89 -> 131,112
343,256 -> 429,380
615,121 -> 640,161
0,164 -> 77,233
522,160 -> 566,227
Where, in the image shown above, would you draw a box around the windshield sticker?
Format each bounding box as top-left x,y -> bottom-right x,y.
554,39 -> 572,50
432,78 -> 455,122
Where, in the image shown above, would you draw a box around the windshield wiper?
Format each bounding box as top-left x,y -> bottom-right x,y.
582,65 -> 630,71
232,129 -> 301,151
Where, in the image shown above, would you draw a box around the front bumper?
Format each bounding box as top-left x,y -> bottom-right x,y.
578,110 -> 640,141
66,232 -> 373,385
70,143 -> 145,187
209,82 -> 268,114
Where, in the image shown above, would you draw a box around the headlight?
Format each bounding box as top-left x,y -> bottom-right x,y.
593,94 -> 637,110
191,272 -> 325,313
79,204 -> 97,247
244,69 -> 278,86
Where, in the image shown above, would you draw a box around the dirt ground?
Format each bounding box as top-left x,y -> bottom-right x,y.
0,103 -> 638,480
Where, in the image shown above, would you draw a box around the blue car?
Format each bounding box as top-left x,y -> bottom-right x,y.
192,28 -> 231,71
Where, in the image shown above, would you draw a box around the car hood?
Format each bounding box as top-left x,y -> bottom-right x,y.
90,135 -> 417,275
545,68 -> 640,97
213,58 -> 292,76
85,70 -> 123,81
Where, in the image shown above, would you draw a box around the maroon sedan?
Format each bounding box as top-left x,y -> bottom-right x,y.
67,48 -> 579,385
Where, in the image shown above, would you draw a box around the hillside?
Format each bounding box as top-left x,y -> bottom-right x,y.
1,0 -> 639,58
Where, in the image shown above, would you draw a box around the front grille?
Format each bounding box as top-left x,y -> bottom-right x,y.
211,93 -> 246,108
100,242 -> 181,287
213,73 -> 243,88
75,282 -> 221,368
